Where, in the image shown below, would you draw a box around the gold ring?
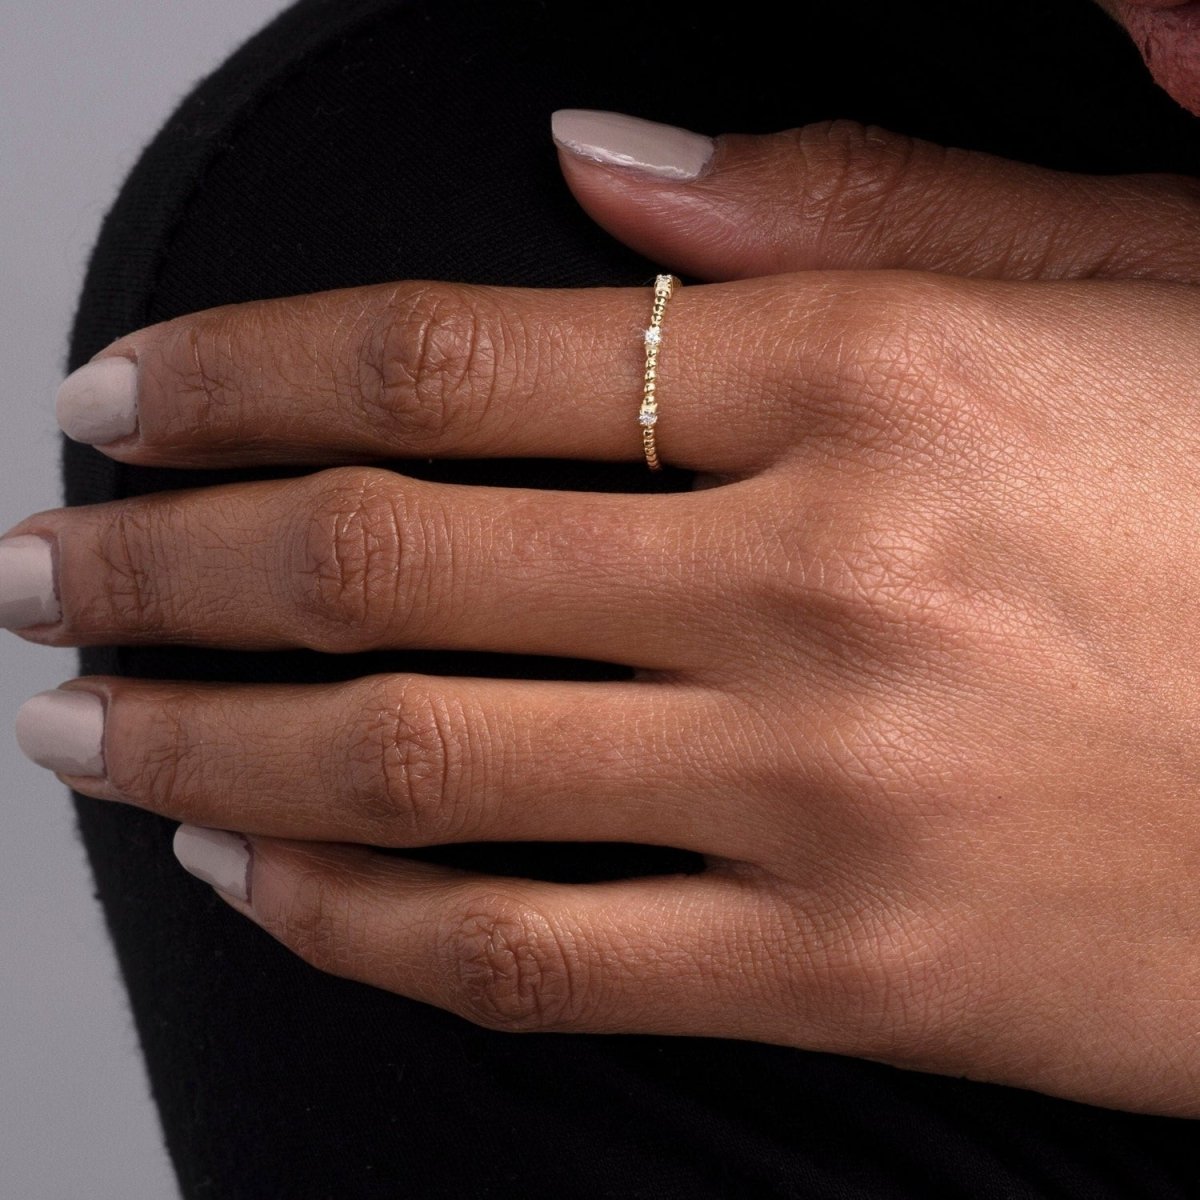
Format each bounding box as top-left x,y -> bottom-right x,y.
640,273 -> 680,471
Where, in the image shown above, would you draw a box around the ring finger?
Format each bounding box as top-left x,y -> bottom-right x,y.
55,276 -> 818,474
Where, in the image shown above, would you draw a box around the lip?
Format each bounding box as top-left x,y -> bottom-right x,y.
1111,0 -> 1200,35
1109,0 -> 1200,114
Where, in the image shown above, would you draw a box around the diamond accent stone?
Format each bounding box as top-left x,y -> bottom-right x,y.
643,326 -> 662,348
639,409 -> 658,426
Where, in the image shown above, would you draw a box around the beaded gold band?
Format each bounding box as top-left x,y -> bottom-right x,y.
639,273 -> 680,471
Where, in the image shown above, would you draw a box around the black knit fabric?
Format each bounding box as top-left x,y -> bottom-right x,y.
65,1 -> 1200,1196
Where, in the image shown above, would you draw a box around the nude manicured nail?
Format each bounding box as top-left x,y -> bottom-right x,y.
0,535 -> 60,630
173,825 -> 252,902
551,109 -> 714,181
56,357 -> 139,445
15,689 -> 105,777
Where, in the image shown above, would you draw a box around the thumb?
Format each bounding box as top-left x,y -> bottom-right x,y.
551,109 -> 1200,283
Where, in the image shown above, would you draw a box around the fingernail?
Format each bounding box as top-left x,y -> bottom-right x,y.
173,825 -> 252,903
0,535 -> 60,630
56,357 -> 139,445
551,109 -> 714,181
15,689 -> 105,777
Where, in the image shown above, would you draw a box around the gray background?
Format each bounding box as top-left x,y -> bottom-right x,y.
1,3 -> 291,1195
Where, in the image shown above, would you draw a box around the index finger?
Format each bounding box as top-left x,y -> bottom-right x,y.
55,277 -> 815,475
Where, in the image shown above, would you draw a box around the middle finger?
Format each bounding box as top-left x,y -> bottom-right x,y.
1,467 -> 734,670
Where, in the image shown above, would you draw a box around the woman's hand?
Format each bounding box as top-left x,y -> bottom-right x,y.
10,115 -> 1200,1117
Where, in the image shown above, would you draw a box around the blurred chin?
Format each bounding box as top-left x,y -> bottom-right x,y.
1106,0 -> 1200,115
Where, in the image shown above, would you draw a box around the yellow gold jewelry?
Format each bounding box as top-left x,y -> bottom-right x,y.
640,273 -> 680,471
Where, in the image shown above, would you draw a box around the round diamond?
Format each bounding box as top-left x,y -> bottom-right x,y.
643,326 -> 662,348
639,410 -> 658,426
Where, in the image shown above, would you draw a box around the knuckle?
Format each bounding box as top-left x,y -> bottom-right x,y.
859,913 -> 978,1063
806,276 -> 985,458
790,119 -> 932,231
361,283 -> 504,451
339,676 -> 470,843
747,494 -> 975,671
816,699 -> 940,814
798,892 -> 965,1059
90,502 -> 178,633
107,702 -> 170,789
277,865 -> 349,974
440,892 -> 590,1032
289,466 -> 416,649
108,700 -> 196,813
155,316 -> 242,440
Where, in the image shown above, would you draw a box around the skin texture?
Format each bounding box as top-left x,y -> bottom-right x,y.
10,116 -> 1200,1117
